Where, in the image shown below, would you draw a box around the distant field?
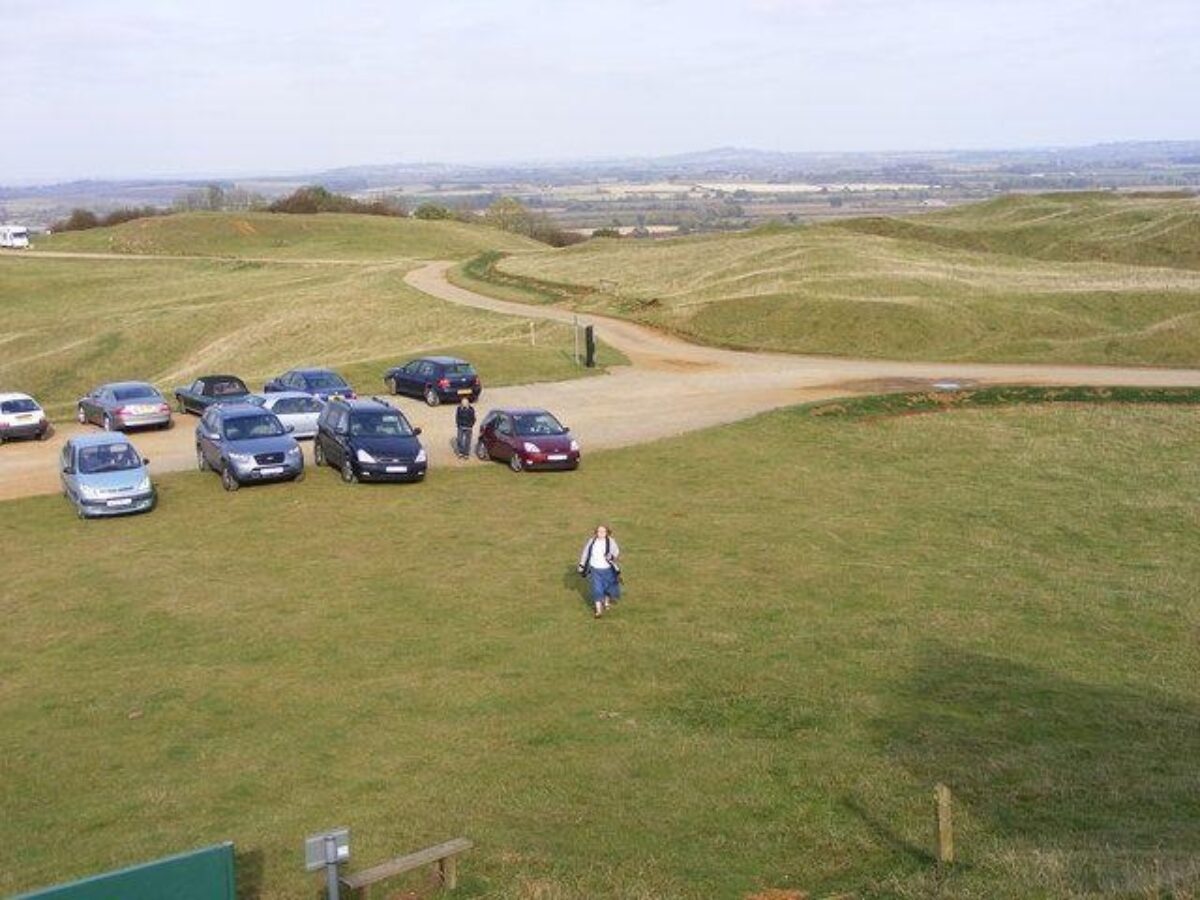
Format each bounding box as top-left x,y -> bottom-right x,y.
0,215 -> 618,418
36,210 -> 541,260
2,402 -> 1198,898
473,193 -> 1200,366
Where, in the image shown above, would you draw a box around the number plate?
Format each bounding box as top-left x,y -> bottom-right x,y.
385,465 -> 408,473
457,389 -> 472,395
17,414 -> 34,421
259,466 -> 284,476
547,454 -> 568,461
106,498 -> 133,507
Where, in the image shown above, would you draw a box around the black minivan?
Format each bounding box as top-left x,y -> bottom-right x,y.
314,397 -> 427,483
383,356 -> 481,406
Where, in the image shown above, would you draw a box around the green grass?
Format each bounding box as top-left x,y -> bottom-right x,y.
2,402 -> 1198,898
473,193 -> 1200,366
36,211 -> 542,260
0,252 -> 621,421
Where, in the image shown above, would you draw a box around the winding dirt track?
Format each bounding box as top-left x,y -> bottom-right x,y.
5,257 -> 1200,502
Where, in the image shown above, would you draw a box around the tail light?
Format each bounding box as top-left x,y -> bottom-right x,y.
158,403 -> 170,414
117,406 -> 133,416
437,378 -> 450,389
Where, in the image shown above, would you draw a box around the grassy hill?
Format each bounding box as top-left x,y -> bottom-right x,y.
38,211 -> 542,260
463,193 -> 1200,366
1,216 -> 615,417
2,400 -> 1197,898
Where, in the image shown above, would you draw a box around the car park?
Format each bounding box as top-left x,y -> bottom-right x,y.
195,403 -> 304,491
245,391 -> 324,439
314,396 -> 427,483
476,407 -> 580,472
77,381 -> 172,431
60,433 -> 155,519
173,374 -> 251,414
383,356 -> 481,406
263,367 -> 356,401
0,392 -> 50,443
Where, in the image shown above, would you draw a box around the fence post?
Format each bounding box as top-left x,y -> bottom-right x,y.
529,320 -> 536,346
934,783 -> 954,865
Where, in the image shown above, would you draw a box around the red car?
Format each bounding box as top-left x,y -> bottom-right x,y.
475,407 -> 580,472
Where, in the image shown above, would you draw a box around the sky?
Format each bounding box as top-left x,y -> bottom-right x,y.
2,0 -> 1198,182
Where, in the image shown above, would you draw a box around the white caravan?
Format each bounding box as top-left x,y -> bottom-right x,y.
0,226 -> 31,249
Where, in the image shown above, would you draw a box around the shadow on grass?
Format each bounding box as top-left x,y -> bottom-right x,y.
235,847 -> 264,899
876,647 -> 1200,893
562,564 -> 592,611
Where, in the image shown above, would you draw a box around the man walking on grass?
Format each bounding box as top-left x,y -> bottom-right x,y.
455,397 -> 476,459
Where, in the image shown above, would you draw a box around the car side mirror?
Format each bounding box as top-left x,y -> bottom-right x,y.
62,465 -> 72,474
562,426 -> 570,433
413,427 -> 423,436
335,426 -> 348,436
285,424 -> 295,433
206,431 -> 220,441
142,457 -> 151,465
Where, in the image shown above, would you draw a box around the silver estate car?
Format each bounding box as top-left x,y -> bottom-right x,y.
245,391 -> 324,439
60,433 -> 155,518
196,403 -> 304,491
77,381 -> 173,431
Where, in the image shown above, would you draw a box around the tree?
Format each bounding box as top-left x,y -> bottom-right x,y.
414,202 -> 454,220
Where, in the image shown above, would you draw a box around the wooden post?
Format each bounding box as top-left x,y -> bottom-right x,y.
934,783 -> 954,865
438,855 -> 458,889
529,320 -> 536,346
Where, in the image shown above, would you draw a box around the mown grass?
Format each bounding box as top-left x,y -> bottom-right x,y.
0,253 -> 621,421
35,211 -> 542,260
2,403 -> 1198,898
476,194 -> 1200,366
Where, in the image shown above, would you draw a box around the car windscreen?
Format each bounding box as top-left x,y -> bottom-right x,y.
77,444 -> 141,474
445,363 -> 475,376
113,385 -> 160,401
209,379 -> 247,396
349,411 -> 413,437
1,398 -> 39,414
305,372 -> 348,390
223,414 -> 285,441
513,413 -> 565,436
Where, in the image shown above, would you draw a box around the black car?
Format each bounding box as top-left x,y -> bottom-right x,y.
314,396 -> 427,483
174,374 -> 250,415
383,356 -> 481,406
264,368 -> 356,402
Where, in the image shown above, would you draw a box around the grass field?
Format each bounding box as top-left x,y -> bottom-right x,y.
2,401 -> 1197,898
1,216 -> 620,418
468,193 -> 1200,366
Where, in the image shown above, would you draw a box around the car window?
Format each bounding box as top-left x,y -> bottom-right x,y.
496,416 -> 513,436
306,371 -> 348,390
77,443 -> 141,474
403,361 -> 420,374
297,396 -> 323,412
349,410 -> 413,437
273,397 -> 297,415
445,363 -> 475,376
223,414 -> 285,441
513,412 -> 565,436
113,385 -> 160,402
191,379 -> 205,394
210,379 -> 246,397
420,362 -> 437,378
1,398 -> 39,414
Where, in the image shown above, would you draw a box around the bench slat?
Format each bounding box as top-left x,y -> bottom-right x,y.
341,838 -> 474,889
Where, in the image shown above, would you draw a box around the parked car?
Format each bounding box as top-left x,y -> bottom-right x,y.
476,408 -> 580,472
0,392 -> 50,443
195,403 -> 304,491
60,433 -> 155,518
263,368 -> 356,401
173,374 -> 251,415
314,396 -> 426,483
383,356 -> 481,406
77,381 -> 172,431
245,391 -> 324,439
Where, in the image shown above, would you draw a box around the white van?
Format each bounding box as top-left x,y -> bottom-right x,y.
0,226 -> 31,249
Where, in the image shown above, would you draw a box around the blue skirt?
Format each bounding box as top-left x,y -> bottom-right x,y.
589,567 -> 621,602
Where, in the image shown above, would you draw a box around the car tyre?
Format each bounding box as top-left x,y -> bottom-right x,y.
76,406 -> 87,425
424,387 -> 440,407
475,440 -> 490,461
196,446 -> 209,471
221,465 -> 240,492
37,425 -> 52,441
389,377 -> 400,396
293,468 -> 306,483
509,453 -> 525,473
76,504 -> 87,520
341,458 -> 357,484
103,413 -> 115,432
314,441 -> 326,467
177,398 -> 187,414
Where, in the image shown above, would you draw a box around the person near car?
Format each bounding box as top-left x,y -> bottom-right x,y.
455,397 -> 476,459
578,524 -> 621,618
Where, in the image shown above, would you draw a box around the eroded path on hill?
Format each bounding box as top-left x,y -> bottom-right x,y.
5,256 -> 1200,502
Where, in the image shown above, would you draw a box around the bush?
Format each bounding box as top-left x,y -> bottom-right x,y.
591,227 -> 622,239
267,186 -> 405,217
51,206 -> 167,232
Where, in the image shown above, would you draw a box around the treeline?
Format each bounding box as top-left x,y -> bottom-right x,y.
51,206 -> 167,232
266,186 -> 405,216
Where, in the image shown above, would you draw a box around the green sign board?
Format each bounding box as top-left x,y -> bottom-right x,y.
14,842 -> 235,900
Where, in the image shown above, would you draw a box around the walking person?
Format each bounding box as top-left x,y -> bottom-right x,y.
455,397 -> 476,459
578,524 -> 621,618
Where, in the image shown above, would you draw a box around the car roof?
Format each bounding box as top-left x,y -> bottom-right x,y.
333,396 -> 399,411
198,374 -> 245,383
487,407 -> 551,416
0,392 -> 35,403
261,390 -> 317,401
69,432 -> 135,448
213,403 -> 273,418
293,367 -> 341,376
101,380 -> 159,391
420,356 -> 468,366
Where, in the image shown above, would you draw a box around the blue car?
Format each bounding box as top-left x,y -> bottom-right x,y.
263,368 -> 356,402
59,433 -> 156,519
195,403 -> 305,492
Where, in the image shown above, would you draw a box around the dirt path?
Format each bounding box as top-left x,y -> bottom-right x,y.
5,257 -> 1200,503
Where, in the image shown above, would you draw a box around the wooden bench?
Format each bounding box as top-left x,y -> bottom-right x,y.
339,837 -> 473,897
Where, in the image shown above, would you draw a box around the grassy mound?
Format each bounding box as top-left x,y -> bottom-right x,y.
2,403 -> 1198,897
467,193 -> 1200,366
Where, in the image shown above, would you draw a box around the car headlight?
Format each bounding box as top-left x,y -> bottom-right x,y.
356,448 -> 377,463
227,451 -> 254,465
78,483 -> 104,500
570,440 -> 580,452
136,476 -> 152,493
523,442 -> 540,454
286,445 -> 301,457
414,448 -> 427,463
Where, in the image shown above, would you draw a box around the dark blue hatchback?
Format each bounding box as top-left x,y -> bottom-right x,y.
383,356 -> 481,406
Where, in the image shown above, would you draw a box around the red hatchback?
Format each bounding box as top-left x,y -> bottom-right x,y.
476,407 -> 580,472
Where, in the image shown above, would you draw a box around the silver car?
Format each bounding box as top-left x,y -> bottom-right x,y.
60,433 -> 156,518
196,403 -> 304,491
245,391 -> 324,439
77,381 -> 172,431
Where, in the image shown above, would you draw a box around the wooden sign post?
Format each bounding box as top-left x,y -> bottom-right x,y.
934,783 -> 954,865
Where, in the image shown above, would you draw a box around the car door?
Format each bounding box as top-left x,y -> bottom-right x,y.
199,409 -> 222,468
188,379 -> 207,413
81,389 -> 101,423
493,414 -> 516,460
60,444 -> 77,501
329,407 -> 351,464
392,362 -> 413,396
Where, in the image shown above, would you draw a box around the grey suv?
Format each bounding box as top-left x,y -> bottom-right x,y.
196,403 -> 304,491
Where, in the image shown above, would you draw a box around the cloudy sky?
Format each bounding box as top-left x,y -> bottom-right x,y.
3,0 -> 1197,181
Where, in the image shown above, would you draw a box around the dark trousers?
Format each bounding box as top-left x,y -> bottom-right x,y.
456,426 -> 472,457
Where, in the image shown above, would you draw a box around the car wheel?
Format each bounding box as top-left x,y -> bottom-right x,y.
314,441 -> 326,467
424,387 -> 440,406
196,446 -> 209,471
509,453 -> 525,473
76,406 -> 87,425
341,458 -> 357,484
389,377 -> 400,396
37,425 -> 52,441
293,468 -> 306,483
221,465 -> 240,492
177,398 -> 187,414
160,418 -> 173,431
475,440 -> 490,461
103,413 -> 115,432
76,504 -> 87,520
